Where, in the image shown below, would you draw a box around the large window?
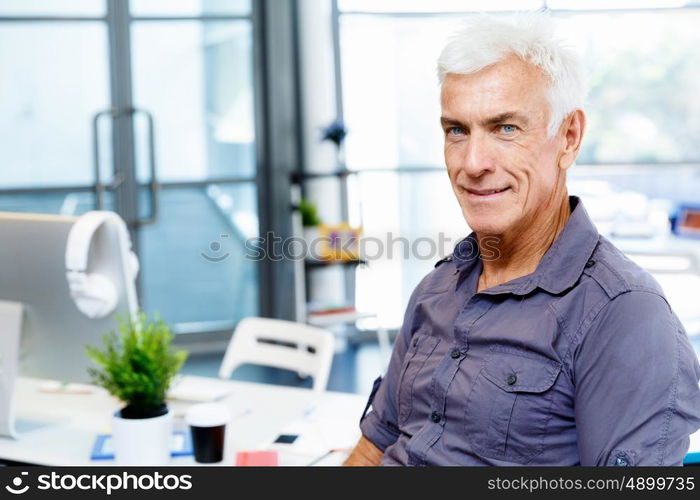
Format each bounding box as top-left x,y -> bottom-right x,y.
337,1 -> 700,328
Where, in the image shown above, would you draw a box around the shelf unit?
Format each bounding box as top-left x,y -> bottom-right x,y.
290,175 -> 390,366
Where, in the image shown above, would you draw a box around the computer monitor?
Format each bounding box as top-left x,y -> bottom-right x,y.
0,211 -> 138,437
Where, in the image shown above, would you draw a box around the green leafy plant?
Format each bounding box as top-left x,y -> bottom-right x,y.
86,312 -> 188,419
298,198 -> 322,227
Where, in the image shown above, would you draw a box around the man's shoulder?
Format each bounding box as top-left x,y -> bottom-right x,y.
582,236 -> 667,301
569,239 -> 682,366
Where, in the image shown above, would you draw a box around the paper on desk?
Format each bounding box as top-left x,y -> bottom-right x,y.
262,398 -> 362,456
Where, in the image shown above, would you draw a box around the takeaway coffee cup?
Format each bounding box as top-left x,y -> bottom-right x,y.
185,403 -> 230,463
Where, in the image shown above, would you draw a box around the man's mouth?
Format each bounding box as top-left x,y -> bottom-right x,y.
465,187 -> 510,197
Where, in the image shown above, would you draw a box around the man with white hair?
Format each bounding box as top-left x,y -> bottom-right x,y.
344,14 -> 700,466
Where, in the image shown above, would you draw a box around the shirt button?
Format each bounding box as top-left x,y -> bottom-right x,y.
450,348 -> 461,359
615,456 -> 629,466
430,411 -> 441,423
507,374 -> 517,385
585,259 -> 595,268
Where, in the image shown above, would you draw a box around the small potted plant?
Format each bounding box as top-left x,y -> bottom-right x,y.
298,198 -> 323,260
86,312 -> 187,465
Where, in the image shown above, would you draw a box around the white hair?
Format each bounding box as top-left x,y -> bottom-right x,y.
437,13 -> 586,137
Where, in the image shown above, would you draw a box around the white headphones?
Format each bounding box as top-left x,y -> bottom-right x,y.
65,211 -> 139,319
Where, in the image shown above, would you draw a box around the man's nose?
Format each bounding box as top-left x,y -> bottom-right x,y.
461,133 -> 496,177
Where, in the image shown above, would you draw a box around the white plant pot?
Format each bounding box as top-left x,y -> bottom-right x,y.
111,408 -> 172,465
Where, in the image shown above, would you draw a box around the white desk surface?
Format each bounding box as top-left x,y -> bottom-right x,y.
1,376 -> 366,466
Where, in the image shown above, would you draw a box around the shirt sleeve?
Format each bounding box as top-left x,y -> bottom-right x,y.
573,290 -> 700,466
359,284 -> 423,452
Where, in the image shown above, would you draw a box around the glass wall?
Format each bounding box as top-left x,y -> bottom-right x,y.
0,0 -> 260,333
0,23 -> 110,189
128,7 -> 259,330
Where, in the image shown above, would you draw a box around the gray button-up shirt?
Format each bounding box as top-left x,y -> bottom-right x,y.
360,196 -> 700,466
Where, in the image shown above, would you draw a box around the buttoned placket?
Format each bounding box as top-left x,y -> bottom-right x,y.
406,287 -> 496,465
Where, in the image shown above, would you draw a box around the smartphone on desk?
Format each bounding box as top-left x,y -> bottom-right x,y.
264,429 -> 323,455
272,434 -> 299,445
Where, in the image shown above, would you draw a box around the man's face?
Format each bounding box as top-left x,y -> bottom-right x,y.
441,56 -> 565,237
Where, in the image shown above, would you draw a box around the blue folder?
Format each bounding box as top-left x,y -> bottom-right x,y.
90,429 -> 193,460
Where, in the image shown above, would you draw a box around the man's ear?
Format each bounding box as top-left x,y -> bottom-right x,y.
557,109 -> 586,171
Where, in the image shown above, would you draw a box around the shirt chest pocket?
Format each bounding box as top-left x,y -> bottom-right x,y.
397,333 -> 440,426
464,346 -> 562,464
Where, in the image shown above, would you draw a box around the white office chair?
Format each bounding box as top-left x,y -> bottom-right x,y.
218,317 -> 335,392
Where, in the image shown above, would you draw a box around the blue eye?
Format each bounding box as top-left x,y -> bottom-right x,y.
448,127 -> 464,136
500,124 -> 517,134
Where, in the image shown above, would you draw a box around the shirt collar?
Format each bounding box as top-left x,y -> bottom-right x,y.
453,196 -> 600,296
453,233 -> 481,273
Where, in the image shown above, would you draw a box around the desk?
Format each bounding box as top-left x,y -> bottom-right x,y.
0,376 -> 366,466
688,430 -> 700,465
3,376 -> 699,466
